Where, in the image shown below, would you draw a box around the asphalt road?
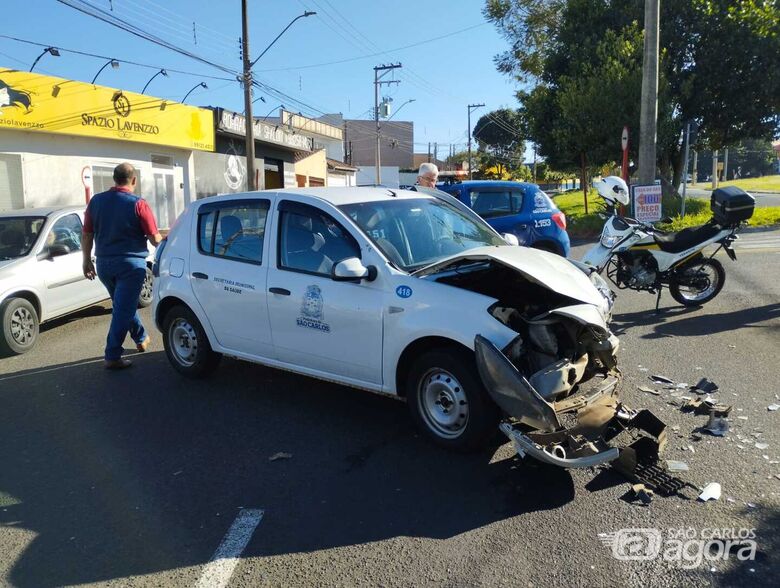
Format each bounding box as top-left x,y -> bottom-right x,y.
1,230 -> 779,588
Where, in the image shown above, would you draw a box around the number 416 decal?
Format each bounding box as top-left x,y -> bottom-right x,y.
534,218 -> 552,228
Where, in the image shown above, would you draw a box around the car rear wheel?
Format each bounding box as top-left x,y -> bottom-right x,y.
137,266 -> 154,308
406,347 -> 499,452
162,305 -> 221,378
0,297 -> 39,356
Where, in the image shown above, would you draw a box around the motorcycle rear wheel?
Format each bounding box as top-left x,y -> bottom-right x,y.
669,258 -> 725,306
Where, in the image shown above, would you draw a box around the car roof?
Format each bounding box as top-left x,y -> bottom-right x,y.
198,187 -> 435,207
0,205 -> 84,218
440,180 -> 540,190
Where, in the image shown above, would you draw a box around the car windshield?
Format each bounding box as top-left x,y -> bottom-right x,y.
341,197 -> 505,272
0,216 -> 46,259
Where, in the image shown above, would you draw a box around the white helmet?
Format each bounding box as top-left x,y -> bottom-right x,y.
597,176 -> 630,206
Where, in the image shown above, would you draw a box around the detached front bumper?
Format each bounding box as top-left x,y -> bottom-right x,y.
475,335 -> 667,470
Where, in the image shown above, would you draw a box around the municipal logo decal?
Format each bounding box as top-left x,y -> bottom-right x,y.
297,284 -> 330,332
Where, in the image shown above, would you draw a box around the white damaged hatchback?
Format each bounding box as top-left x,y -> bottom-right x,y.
153,187 -> 666,468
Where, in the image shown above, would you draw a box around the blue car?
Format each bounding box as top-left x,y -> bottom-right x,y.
437,180 -> 570,257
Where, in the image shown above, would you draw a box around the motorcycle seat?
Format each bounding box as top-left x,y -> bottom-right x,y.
653,223 -> 722,253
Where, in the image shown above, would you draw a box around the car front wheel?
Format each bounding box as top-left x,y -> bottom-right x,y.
0,297 -> 39,356
406,347 -> 499,451
162,305 -> 221,378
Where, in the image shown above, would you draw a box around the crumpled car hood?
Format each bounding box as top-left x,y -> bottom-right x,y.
414,245 -> 604,307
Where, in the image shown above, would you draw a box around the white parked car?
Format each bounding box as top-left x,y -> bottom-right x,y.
0,206 -> 154,355
153,187 -> 664,466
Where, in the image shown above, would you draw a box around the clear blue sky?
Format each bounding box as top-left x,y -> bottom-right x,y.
0,0 -> 524,157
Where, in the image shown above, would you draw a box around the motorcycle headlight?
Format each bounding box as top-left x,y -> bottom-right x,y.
601,234 -> 620,248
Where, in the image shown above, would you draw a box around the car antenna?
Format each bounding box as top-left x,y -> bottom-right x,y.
387,189 -> 397,197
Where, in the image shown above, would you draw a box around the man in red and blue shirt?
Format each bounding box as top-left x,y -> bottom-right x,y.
82,163 -> 162,369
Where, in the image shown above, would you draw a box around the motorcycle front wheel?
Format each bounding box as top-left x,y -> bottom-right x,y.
669,258 -> 725,306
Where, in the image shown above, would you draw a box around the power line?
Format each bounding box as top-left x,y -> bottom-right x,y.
0,34 -> 237,81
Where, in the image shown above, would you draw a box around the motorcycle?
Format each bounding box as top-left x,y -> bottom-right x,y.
582,177 -> 755,310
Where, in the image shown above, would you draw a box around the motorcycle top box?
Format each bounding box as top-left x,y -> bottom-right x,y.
711,186 -> 755,225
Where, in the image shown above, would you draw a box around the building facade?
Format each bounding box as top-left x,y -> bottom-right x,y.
0,67 -> 215,229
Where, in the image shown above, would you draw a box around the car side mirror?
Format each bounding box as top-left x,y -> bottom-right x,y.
37,244 -> 70,260
502,233 -> 519,246
331,257 -> 377,282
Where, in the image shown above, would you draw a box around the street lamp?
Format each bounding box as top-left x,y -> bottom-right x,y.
91,59 -> 120,84
249,11 -> 316,68
29,47 -> 60,72
142,69 -> 168,94
243,94 -> 266,115
241,3 -> 316,190
386,98 -> 415,121
182,82 -> 208,103
261,104 -> 285,120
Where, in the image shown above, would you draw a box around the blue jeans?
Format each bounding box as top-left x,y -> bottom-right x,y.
96,257 -> 147,361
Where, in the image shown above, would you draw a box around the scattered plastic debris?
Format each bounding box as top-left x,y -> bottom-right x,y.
768,404 -> 780,412
691,378 -> 719,395
666,460 -> 689,472
638,385 -> 661,396
726,497 -> 736,503
650,375 -> 675,386
269,452 -> 293,461
737,416 -> 749,421
775,474 -> 780,481
746,502 -> 757,509
698,483 -> 721,502
631,483 -> 654,505
755,443 -> 769,450
703,413 -> 730,437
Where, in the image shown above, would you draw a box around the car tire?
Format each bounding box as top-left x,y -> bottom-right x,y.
406,347 -> 499,452
137,266 -> 154,308
162,304 -> 221,378
0,297 -> 39,356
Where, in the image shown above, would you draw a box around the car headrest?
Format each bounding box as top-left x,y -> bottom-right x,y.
220,215 -> 242,240
287,227 -> 315,252
1,229 -> 24,247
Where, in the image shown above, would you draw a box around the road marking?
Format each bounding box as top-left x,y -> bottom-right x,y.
196,509 -> 264,588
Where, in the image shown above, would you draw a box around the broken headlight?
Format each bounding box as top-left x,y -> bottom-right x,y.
589,270 -> 615,319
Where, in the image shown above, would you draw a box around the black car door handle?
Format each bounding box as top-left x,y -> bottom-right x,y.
192,272 -> 209,280
269,287 -> 291,296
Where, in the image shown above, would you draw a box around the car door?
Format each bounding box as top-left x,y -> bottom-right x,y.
266,199 -> 384,385
40,212 -> 105,315
189,198 -> 274,359
467,188 -> 530,244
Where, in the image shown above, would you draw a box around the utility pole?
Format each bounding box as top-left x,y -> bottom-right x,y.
712,149 -> 719,190
374,63 -> 402,184
692,150 -> 698,185
638,0 -> 660,185
723,147 -> 729,182
241,0 -> 256,190
681,122 -> 691,217
427,142 -> 431,163
533,143 -> 537,183
434,142 -> 438,165
467,103 -> 485,180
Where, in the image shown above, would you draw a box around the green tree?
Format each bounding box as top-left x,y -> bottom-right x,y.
486,0 -> 780,193
472,108 -> 526,178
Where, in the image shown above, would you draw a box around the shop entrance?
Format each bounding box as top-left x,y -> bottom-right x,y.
151,154 -> 176,229
264,159 -> 283,189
